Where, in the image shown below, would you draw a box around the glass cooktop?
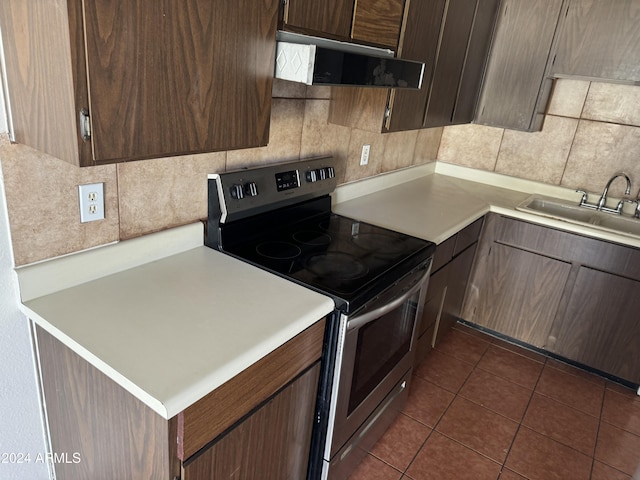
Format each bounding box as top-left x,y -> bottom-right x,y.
222,211 -> 434,313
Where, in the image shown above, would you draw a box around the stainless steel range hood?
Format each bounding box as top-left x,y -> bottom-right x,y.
275,31 -> 425,89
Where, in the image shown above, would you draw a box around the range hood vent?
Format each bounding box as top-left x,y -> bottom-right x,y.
275,31 -> 424,89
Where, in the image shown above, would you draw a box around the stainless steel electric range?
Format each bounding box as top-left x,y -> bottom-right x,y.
206,157 -> 435,480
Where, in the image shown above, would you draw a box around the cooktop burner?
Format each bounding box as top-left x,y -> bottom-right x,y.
256,241 -> 302,260
305,252 -> 369,280
292,231 -> 332,246
352,233 -> 410,255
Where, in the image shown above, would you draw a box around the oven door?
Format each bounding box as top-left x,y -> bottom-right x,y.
327,260 -> 431,460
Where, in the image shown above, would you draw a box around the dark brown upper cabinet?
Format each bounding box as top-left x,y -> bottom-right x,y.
351,0 -> 406,49
328,0 -> 499,133
282,0 -> 355,40
475,0 -> 566,132
551,0 -> 640,83
281,0 -> 405,49
0,0 -> 279,167
474,0 -> 640,132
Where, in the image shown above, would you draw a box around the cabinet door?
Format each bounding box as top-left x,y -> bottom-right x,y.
83,0 -> 278,164
421,266 -> 449,336
435,243 -> 477,344
183,364 -> 320,480
475,0 -> 564,131
552,0 -> 640,82
284,0 -> 354,39
352,0 -> 405,48
423,0 -> 479,128
387,0 -> 447,132
466,243 -> 571,348
550,268 -> 640,384
449,0 -> 501,125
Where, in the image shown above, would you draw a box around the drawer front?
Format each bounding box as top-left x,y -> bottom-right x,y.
432,236 -> 456,272
453,217 -> 483,256
177,318 -> 326,460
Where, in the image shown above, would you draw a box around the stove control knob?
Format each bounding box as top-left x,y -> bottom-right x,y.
318,168 -> 327,181
325,166 -> 335,179
306,170 -> 318,183
244,182 -> 259,197
230,184 -> 245,200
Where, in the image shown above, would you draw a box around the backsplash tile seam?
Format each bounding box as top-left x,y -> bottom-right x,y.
558,115 -> 583,188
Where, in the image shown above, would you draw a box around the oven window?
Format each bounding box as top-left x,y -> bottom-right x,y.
347,293 -> 419,415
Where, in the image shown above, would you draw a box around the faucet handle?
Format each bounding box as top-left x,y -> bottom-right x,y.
576,189 -> 589,206
615,198 -> 636,215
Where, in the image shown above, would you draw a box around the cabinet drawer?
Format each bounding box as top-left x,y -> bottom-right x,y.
494,216 -> 640,282
182,364 -> 320,480
432,236 -> 456,272
453,218 -> 483,256
177,319 -> 326,460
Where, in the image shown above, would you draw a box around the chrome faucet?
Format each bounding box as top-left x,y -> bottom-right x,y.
597,172 -> 632,212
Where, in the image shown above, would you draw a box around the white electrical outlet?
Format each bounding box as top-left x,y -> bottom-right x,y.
360,144 -> 371,166
78,183 -> 105,223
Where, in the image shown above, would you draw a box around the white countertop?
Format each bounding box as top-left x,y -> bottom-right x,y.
333,162 -> 640,249
17,224 -> 335,419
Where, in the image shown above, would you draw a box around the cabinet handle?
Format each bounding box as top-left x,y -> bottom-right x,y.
79,109 -> 91,141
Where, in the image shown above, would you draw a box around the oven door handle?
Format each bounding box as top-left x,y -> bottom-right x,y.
346,267 -> 430,332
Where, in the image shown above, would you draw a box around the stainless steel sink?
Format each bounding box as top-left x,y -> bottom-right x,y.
516,195 -> 640,237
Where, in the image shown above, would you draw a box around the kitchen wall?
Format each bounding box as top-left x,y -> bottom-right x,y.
439,79 -> 640,199
0,80 -> 442,266
0,113 -> 50,479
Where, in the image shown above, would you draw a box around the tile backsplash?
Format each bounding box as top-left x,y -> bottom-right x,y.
438,80 -> 640,200
0,80 -> 441,265
3,78 -> 639,266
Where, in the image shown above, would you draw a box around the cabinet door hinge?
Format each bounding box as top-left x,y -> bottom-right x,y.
79,109 -> 91,141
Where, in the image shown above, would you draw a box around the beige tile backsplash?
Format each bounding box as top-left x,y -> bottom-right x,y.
0,141 -> 119,265
0,80 -> 441,265
439,79 -> 640,200
3,77 -> 638,265
495,115 -> 578,185
582,82 -> 640,127
117,151 -> 226,240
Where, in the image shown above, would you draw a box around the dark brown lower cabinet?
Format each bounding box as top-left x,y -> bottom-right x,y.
549,267 -> 640,384
436,243 -> 480,343
414,218 -> 483,365
465,243 -> 571,348
462,213 -> 640,385
35,319 -> 326,480
182,364 -> 319,480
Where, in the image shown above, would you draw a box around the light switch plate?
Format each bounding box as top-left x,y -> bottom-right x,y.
78,183 -> 105,223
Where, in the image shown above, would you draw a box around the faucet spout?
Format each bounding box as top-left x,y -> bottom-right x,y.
597,172 -> 632,210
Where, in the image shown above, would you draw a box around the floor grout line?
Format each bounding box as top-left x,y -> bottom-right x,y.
351,325 -> 639,480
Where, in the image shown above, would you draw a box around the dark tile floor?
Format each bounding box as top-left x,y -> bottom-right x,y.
348,324 -> 640,480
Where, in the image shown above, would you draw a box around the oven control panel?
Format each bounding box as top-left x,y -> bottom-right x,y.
275,170 -> 300,192
209,157 -> 337,223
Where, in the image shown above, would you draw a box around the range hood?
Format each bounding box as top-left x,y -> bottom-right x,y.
275,31 -> 425,89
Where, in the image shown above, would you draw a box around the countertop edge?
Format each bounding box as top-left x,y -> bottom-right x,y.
25,304 -> 170,418
161,302 -> 334,417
